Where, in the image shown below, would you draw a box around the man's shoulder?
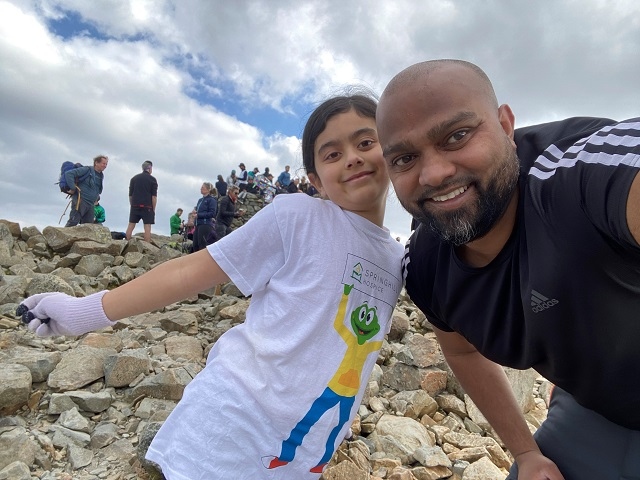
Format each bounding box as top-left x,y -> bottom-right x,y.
514,117 -> 617,165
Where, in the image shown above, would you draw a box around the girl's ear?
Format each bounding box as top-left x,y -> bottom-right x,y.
307,173 -> 324,196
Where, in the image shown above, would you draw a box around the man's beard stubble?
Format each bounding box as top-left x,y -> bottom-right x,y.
406,146 -> 520,246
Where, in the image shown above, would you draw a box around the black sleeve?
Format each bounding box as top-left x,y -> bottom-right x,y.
515,117 -> 616,164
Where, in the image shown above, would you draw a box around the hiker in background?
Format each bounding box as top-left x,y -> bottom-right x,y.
237,163 -> 249,191
192,182 -> 217,252
306,183 -> 319,197
170,208 -> 183,236
276,165 -> 291,191
215,174 -> 227,198
215,185 -> 244,239
227,169 -> 238,188
299,176 -> 309,194
286,177 -> 301,193
64,155 -> 108,227
239,172 -> 260,200
185,208 -> 196,240
125,161 -> 158,243
17,91 -> 403,479
93,197 -> 105,225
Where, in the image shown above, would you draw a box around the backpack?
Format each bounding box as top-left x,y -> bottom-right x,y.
58,161 -> 91,194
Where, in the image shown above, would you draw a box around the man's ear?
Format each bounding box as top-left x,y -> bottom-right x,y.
498,103 -> 516,145
307,173 -> 324,196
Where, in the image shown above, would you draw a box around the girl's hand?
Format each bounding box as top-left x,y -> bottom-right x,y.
17,291 -> 115,337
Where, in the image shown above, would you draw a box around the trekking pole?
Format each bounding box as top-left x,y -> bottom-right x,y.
58,199 -> 72,224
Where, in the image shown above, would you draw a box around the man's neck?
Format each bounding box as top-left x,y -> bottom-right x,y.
455,190 -> 519,268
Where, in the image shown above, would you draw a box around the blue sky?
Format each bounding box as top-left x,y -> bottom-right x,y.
1,0 -> 639,240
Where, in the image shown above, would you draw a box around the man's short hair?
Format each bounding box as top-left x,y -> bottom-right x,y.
142,161 -> 153,171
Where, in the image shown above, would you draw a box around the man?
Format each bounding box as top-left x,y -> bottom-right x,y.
227,169 -> 238,188
243,173 -> 261,195
170,208 -> 183,235
286,177 -> 300,193
125,161 -> 158,243
377,59 -> 640,480
215,185 -> 244,239
276,165 -> 291,190
64,155 -> 108,227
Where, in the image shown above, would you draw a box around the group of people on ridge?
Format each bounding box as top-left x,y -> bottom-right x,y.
63,158 -> 158,243
169,181 -> 245,252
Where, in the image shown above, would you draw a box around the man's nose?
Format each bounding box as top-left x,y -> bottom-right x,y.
418,152 -> 456,187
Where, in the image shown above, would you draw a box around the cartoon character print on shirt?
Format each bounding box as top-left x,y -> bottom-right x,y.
265,283 -> 384,474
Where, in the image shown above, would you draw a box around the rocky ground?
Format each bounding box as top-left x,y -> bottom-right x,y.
0,218 -> 551,480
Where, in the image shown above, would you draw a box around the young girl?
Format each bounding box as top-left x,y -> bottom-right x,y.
18,92 -> 404,479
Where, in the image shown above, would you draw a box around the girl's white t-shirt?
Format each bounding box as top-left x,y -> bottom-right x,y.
146,193 -> 404,480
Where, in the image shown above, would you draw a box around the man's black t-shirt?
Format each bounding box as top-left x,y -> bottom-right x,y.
129,171 -> 158,207
404,117 -> 640,428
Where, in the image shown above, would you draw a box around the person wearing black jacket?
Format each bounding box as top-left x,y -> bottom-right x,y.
215,174 -> 227,197
192,182 -> 217,252
215,185 -> 244,239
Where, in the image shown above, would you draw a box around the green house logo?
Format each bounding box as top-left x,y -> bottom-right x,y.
351,263 -> 363,283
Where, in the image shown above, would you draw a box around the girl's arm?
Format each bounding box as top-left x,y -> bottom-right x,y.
20,249 -> 231,337
103,249 -> 229,320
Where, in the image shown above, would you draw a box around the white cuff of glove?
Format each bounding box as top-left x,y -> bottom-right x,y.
26,290 -> 116,337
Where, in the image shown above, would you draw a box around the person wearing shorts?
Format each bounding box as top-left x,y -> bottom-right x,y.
125,160 -> 158,243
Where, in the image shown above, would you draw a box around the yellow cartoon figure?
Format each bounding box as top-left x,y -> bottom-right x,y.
267,283 -> 382,473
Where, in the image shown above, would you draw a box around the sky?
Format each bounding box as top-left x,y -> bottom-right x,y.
1,0 -> 639,242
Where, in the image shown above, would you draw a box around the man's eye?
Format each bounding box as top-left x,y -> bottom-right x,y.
445,129 -> 469,145
391,155 -> 415,168
359,139 -> 374,149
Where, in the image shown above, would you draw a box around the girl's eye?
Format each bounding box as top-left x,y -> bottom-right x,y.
359,139 -> 375,149
445,129 -> 470,145
323,151 -> 341,162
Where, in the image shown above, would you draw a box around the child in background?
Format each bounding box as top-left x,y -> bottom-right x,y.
17,91 -> 404,479
93,196 -> 105,225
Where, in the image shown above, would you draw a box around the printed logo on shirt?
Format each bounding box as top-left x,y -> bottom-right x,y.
531,290 -> 559,313
342,254 -> 401,307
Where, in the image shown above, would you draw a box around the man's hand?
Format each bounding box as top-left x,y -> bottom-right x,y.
514,450 -> 564,480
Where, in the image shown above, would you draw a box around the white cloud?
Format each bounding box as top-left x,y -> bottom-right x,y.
0,0 -> 638,244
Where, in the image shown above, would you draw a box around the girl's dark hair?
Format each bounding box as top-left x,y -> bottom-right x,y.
302,90 -> 377,176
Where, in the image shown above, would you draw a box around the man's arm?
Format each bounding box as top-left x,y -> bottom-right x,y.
433,327 -> 564,479
152,196 -> 157,211
627,171 -> 640,244
64,167 -> 83,193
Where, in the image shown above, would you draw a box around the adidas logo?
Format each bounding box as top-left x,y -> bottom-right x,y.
531,290 -> 559,313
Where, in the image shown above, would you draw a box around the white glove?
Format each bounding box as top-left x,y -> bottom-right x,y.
17,290 -> 116,337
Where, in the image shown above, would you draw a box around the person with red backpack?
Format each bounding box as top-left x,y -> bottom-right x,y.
64,155 -> 108,227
